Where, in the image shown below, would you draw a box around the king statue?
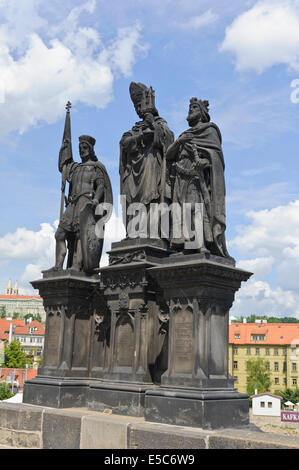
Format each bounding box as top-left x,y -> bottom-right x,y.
165,97 -> 230,258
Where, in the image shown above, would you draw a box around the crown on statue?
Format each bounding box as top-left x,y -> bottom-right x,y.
190,97 -> 209,112
79,135 -> 96,147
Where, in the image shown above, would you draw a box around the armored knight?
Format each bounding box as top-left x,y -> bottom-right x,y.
119,82 -> 174,237
165,97 -> 229,257
49,103 -> 113,273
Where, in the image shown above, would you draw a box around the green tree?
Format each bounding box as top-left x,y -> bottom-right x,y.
276,388 -> 299,406
4,339 -> 33,368
0,382 -> 14,400
24,313 -> 42,324
0,306 -> 6,318
12,312 -> 21,319
246,358 -> 271,395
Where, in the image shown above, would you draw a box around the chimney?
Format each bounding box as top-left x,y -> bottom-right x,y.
8,323 -> 15,344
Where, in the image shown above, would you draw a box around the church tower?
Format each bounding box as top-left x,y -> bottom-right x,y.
6,279 -> 13,295
13,281 -> 19,295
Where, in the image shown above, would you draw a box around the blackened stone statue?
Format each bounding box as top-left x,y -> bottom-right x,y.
119,82 -> 174,236
49,103 -> 113,273
165,97 -> 229,257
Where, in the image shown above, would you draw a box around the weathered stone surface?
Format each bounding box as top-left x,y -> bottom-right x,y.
209,428 -> 299,449
0,428 -> 41,449
145,388 -> 249,429
42,410 -> 82,449
128,422 -> 207,449
0,403 -> 42,431
80,414 -> 132,449
0,404 -> 298,449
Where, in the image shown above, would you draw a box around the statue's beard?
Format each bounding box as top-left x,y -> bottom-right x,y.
187,113 -> 200,127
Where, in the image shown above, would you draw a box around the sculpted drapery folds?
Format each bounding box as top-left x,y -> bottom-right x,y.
165,98 -> 229,258
119,82 -> 174,235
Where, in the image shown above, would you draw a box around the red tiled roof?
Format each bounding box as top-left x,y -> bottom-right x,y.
14,320 -> 45,336
250,393 -> 282,400
0,319 -> 45,339
0,326 -> 9,341
0,295 -> 42,300
230,323 -> 299,345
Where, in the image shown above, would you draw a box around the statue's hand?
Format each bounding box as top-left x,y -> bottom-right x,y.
91,198 -> 99,208
142,127 -> 154,136
195,158 -> 210,171
144,112 -> 155,127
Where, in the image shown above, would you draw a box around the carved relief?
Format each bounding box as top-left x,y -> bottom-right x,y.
109,250 -> 146,265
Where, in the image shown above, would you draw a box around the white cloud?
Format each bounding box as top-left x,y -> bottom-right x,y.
220,0 -> 299,73
0,210 -> 125,291
0,0 -> 147,137
230,200 -> 299,318
231,278 -> 299,318
173,9 -> 218,30
237,257 -> 274,277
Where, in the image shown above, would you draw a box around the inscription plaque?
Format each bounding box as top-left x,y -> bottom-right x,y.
45,312 -> 61,367
173,310 -> 193,374
72,316 -> 90,368
115,316 -> 134,368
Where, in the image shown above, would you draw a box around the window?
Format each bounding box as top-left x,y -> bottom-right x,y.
246,347 -> 251,355
284,378 -> 287,385
274,348 -> 278,356
251,334 -> 265,341
234,376 -> 238,383
275,378 -> 279,385
233,361 -> 238,370
283,361 -> 287,372
283,348 -> 287,355
234,334 -> 240,339
292,363 -> 297,372
266,348 -> 270,355
260,401 -> 265,408
233,347 -> 238,354
293,378 -> 297,386
266,363 -> 270,371
256,348 -> 260,355
268,402 -> 273,408
274,362 -> 279,371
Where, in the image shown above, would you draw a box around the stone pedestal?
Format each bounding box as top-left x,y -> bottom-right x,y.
144,253 -> 252,429
87,239 -> 171,416
23,271 -> 103,408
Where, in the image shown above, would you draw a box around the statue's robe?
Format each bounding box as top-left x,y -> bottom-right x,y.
119,116 -> 174,216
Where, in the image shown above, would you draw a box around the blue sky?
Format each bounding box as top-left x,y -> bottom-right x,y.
0,0 -> 299,318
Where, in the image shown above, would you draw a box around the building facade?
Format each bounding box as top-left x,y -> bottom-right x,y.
251,393 -> 282,417
229,322 -> 299,394
0,318 -> 45,367
0,280 -> 46,322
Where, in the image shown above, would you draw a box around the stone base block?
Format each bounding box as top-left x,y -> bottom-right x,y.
23,377 -> 90,408
145,388 -> 249,430
88,381 -> 156,417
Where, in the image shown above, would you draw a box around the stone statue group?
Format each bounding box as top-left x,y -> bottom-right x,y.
50,82 -> 230,274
